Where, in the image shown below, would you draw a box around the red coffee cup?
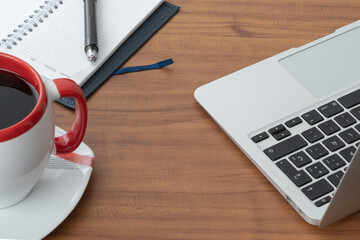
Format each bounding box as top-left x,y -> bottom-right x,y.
0,53 -> 87,208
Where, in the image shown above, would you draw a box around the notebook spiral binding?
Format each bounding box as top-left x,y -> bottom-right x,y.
0,0 -> 63,49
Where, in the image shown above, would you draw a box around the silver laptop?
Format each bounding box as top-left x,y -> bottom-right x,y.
195,21 -> 360,227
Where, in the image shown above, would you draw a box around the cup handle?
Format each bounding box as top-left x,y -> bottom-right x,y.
46,78 -> 88,154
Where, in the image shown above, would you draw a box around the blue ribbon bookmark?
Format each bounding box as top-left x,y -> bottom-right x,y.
113,59 -> 174,75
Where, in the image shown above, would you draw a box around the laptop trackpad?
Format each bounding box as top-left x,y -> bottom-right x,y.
279,26 -> 360,98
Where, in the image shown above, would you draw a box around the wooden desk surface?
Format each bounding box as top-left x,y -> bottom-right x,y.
48,0 -> 360,239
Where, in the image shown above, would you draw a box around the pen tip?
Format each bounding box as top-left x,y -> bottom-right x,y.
86,47 -> 98,62
88,55 -> 97,62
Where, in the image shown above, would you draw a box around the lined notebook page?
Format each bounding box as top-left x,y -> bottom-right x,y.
11,0 -> 163,85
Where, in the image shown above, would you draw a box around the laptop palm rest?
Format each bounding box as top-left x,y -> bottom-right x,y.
319,147 -> 360,227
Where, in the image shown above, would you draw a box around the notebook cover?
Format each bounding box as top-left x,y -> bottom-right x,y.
57,2 -> 180,109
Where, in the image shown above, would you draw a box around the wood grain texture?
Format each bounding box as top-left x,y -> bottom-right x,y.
47,0 -> 360,239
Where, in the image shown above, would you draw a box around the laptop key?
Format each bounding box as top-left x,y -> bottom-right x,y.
289,151 -> 312,168
306,162 -> 329,179
269,124 -> 286,135
302,110 -> 324,125
302,179 -> 334,201
251,132 -> 269,143
306,143 -> 329,160
268,124 -> 291,141
322,136 -> 345,152
276,159 -> 312,187
285,117 -> 302,128
350,106 -> 360,120
334,112 -> 356,128
302,127 -> 324,143
318,101 -> 344,118
339,146 -> 357,162
355,123 -> 360,133
315,196 -> 332,207
264,135 -> 308,161
273,129 -> 291,141
323,154 -> 346,170
338,89 -> 360,109
328,171 -> 344,187
318,120 -> 340,136
339,128 -> 360,144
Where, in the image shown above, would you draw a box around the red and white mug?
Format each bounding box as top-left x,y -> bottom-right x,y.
0,53 -> 87,208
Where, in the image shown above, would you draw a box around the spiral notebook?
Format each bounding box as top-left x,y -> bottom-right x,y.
0,0 -> 164,86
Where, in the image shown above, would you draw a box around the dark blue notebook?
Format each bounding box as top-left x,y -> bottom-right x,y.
57,2 -> 179,109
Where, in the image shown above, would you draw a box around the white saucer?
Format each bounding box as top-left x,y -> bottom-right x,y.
0,127 -> 94,239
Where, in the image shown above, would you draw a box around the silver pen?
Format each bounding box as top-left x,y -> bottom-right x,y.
84,0 -> 98,62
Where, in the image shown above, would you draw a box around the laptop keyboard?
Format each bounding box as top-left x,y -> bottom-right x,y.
251,88 -> 360,207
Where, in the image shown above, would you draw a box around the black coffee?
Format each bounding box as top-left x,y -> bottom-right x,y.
0,70 -> 38,130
